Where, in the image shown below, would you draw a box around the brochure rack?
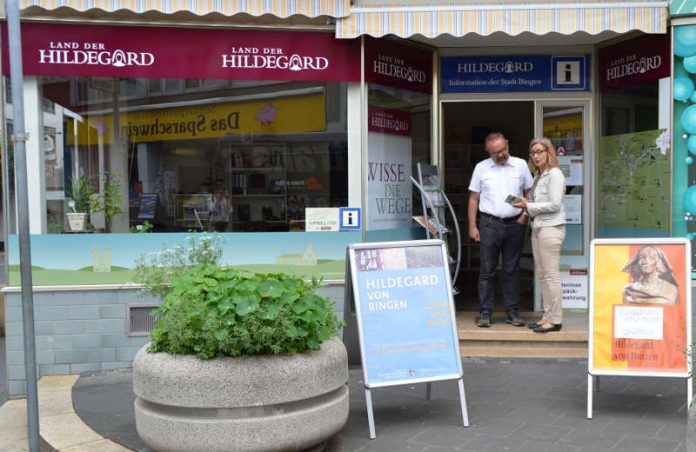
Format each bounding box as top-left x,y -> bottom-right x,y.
411,163 -> 462,291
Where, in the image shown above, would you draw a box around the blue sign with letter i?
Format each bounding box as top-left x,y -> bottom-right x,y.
340,207 -> 361,230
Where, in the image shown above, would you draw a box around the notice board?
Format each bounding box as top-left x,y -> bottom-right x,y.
589,238 -> 692,377
347,239 -> 463,388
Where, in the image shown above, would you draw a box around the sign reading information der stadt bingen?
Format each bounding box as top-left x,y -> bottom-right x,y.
441,55 -> 590,93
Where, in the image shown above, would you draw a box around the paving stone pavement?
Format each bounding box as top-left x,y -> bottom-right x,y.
71,358 -> 690,452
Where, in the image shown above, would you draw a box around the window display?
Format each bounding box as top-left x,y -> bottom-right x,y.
36,77 -> 348,233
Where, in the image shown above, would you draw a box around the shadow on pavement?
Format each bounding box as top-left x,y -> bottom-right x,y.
73,359 -> 688,452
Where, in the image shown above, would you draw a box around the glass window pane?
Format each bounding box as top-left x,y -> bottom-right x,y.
36,77 -> 347,234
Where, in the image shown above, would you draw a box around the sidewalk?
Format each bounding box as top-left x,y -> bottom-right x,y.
0,357 -> 689,452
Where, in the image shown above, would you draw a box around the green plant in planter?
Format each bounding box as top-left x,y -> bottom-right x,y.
68,176 -> 94,214
91,172 -> 123,232
135,234 -> 342,358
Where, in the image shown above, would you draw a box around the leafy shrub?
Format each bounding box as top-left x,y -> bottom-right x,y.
136,234 -> 342,359
135,233 -> 223,299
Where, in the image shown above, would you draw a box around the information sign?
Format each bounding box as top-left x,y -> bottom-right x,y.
346,239 -> 468,438
587,238 -> 692,418
441,55 -> 589,93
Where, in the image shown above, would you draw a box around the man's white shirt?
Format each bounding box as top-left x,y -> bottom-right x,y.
468,156 -> 533,218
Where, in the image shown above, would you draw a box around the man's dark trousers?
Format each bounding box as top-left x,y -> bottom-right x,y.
477,214 -> 526,315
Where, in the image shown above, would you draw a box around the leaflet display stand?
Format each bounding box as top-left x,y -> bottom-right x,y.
411,163 -> 462,291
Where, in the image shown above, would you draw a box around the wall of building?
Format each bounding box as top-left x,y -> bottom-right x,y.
3,284 -> 346,398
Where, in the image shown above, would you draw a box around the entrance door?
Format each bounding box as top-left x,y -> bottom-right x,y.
441,101 -> 534,311
534,101 -> 590,312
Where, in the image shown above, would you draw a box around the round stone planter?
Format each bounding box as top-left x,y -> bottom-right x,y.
132,337 -> 349,452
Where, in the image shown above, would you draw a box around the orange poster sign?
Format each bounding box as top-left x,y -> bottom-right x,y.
589,239 -> 691,377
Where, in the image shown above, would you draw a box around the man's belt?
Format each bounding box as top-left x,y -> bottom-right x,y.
479,212 -> 521,223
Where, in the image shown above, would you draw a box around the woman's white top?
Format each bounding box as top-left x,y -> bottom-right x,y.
527,167 -> 566,229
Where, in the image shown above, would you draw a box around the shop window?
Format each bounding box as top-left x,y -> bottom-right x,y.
598,80 -> 669,238
35,77 -> 348,234
365,84 -> 431,237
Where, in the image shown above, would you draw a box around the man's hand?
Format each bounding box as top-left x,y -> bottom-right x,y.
469,226 -> 480,242
468,191 -> 481,242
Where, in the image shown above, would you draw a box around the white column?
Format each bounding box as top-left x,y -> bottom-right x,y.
23,77 -> 46,234
107,81 -> 129,232
347,82 -> 362,210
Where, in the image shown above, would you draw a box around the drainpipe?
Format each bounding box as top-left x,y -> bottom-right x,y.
6,0 -> 40,450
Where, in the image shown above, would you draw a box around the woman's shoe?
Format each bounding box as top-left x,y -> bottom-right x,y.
527,320 -> 543,329
533,323 -> 562,333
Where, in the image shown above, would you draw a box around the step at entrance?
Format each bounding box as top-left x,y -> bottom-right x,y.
456,311 -> 588,359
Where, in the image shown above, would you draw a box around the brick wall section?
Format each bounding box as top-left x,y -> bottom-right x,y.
3,283 -> 345,398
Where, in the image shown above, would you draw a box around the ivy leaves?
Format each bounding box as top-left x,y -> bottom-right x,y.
148,265 -> 342,359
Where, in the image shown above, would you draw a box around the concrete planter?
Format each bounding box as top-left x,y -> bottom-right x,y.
132,337 -> 349,452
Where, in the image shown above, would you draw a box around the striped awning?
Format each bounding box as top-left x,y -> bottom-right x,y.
336,1 -> 668,39
20,0 -> 351,18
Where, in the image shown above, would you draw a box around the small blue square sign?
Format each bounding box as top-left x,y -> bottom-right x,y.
339,207 -> 361,230
551,56 -> 587,90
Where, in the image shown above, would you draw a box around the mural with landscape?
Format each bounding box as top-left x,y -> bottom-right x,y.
7,231 -> 361,286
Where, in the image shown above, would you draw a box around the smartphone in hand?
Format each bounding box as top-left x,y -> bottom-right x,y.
504,195 -> 519,204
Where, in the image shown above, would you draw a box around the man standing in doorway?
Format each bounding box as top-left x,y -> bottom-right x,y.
468,132 -> 533,327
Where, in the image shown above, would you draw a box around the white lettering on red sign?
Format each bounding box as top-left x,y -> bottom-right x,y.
221,46 -> 329,72
605,55 -> 662,82
39,41 -> 154,67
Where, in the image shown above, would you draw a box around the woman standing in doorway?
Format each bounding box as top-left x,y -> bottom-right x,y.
512,138 -> 566,333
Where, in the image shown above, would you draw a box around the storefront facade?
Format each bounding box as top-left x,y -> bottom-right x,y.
1,0 -> 675,397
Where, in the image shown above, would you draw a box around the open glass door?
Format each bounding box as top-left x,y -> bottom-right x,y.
535,100 -> 591,312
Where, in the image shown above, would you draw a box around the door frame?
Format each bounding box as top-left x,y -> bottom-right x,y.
439,96 -> 594,312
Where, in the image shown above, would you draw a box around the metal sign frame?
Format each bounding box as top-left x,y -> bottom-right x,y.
346,239 -> 469,438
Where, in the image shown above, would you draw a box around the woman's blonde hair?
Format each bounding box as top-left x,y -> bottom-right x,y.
528,137 -> 559,175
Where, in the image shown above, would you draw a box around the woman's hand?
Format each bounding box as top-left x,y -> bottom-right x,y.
511,197 -> 528,210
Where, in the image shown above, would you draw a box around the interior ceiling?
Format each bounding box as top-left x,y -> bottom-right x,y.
408,30 -> 626,49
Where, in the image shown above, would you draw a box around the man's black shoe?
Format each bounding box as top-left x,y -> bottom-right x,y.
476,313 -> 492,328
505,311 -> 526,327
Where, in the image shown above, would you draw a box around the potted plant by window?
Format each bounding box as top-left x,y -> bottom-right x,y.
66,176 -> 93,231
132,235 -> 348,452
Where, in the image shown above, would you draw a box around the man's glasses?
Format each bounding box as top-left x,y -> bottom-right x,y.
529,149 -> 547,157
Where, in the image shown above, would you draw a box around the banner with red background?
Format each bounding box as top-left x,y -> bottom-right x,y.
364,37 -> 432,93
598,33 -> 670,92
1,22 -> 360,82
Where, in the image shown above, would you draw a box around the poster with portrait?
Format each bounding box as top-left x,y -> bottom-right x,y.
589,239 -> 691,377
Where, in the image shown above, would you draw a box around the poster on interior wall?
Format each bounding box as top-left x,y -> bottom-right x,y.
597,129 -> 670,238
563,195 -> 582,224
367,106 -> 413,230
589,239 -> 691,377
560,268 -> 587,309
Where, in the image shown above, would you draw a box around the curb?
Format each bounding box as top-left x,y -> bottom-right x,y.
0,375 -> 130,452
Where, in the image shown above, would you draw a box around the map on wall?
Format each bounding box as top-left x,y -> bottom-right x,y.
597,129 -> 670,237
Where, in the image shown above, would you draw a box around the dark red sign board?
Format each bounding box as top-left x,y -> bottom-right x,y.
365,37 -> 432,93
598,33 -> 670,91
2,22 -> 361,82
368,105 -> 411,136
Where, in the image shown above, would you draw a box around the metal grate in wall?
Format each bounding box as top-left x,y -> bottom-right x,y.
127,304 -> 160,336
